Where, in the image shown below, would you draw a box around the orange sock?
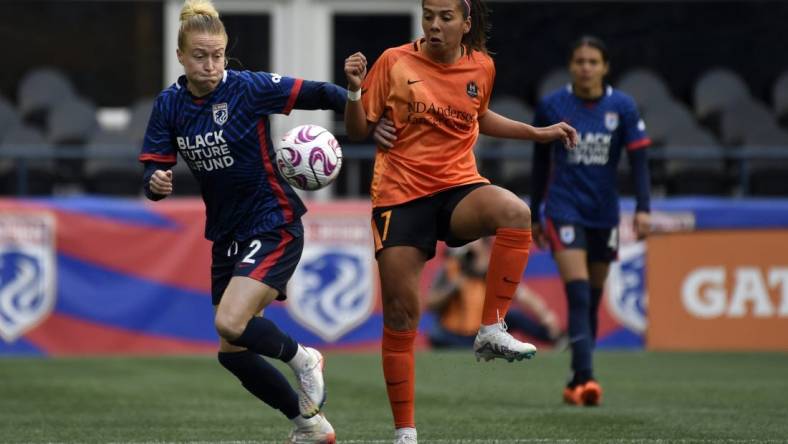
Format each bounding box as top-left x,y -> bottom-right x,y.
382,326 -> 416,429
481,227 -> 532,325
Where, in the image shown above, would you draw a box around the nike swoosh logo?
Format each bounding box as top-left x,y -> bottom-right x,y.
407,79 -> 423,85
503,277 -> 519,284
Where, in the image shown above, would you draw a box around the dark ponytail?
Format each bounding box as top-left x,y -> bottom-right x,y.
461,0 -> 491,54
569,35 -> 609,63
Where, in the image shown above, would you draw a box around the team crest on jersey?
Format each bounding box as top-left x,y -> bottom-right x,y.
212,102 -> 229,126
0,214 -> 56,343
466,81 -> 478,98
605,112 -> 619,131
560,225 -> 575,244
287,246 -> 373,342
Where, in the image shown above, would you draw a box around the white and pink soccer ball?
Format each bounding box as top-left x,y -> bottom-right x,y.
275,124 -> 343,191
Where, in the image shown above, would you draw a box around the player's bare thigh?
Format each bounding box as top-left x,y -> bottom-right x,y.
214,276 -> 280,345
377,246 -> 427,331
449,185 -> 531,241
553,249 -> 590,282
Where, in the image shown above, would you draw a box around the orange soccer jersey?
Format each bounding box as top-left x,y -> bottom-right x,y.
362,40 -> 495,207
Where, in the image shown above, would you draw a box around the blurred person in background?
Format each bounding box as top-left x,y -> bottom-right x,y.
344,0 -> 578,441
530,35 -> 651,407
139,0 -> 347,442
427,238 -> 564,349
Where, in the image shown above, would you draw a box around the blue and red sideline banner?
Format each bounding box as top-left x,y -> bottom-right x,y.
1,197 -> 787,356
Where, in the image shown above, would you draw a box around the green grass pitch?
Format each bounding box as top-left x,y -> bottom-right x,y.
1,351 -> 787,443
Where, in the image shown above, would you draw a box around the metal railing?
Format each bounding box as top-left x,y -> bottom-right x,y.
1,143 -> 787,197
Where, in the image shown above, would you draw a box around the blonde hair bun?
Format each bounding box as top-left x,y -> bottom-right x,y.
180,0 -> 219,22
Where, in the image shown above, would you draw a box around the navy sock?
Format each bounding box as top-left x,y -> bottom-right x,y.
566,279 -> 593,385
229,317 -> 299,362
589,287 -> 604,344
218,350 -> 300,419
504,310 -> 552,342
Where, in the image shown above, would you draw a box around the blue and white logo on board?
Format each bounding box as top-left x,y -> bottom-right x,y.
607,241 -> 647,333
605,112 -> 619,131
0,214 -> 56,343
288,245 -> 373,342
212,102 -> 228,126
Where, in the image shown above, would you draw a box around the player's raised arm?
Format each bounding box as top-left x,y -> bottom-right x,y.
478,109 -> 578,148
292,80 -> 347,113
344,51 -> 371,141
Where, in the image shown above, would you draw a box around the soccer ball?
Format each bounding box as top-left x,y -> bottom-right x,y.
275,124 -> 343,191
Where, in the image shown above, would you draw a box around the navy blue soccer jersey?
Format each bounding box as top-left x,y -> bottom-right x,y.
532,85 -> 651,228
139,69 -> 345,241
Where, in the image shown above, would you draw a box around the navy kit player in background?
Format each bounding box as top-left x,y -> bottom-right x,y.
140,1 -> 343,442
530,36 -> 651,407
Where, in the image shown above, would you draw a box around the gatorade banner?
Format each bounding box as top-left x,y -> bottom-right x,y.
647,230 -> 788,351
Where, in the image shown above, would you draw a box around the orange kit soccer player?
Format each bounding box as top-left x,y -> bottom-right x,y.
344,1 -> 578,442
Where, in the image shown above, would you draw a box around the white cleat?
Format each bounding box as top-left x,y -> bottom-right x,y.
296,347 -> 327,418
394,428 -> 417,444
287,413 -> 336,444
473,319 -> 537,363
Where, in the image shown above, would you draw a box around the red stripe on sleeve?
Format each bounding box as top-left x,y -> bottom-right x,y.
139,153 -> 177,163
627,138 -> 651,151
257,120 -> 294,222
282,78 -> 304,115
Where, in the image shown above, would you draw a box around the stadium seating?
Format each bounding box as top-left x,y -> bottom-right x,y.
537,68 -> 570,100
483,95 -> 534,193
617,68 -> 672,115
84,131 -> 142,196
2,64 -> 787,198
0,124 -> 56,195
46,97 -> 99,183
772,70 -> 788,126
718,98 -> 779,146
17,67 -> 76,130
741,127 -> 788,196
693,68 -> 750,132
0,95 -> 21,142
126,97 -> 155,146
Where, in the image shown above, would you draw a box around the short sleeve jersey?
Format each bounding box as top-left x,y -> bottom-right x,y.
534,85 -> 650,227
139,70 -> 306,241
361,40 -> 493,207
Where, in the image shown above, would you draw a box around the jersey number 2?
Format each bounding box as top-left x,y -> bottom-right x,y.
242,240 -> 263,264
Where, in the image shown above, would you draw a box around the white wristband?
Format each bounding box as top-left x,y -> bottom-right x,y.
347,88 -> 361,102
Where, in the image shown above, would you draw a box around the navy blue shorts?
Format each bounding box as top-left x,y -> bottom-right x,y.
371,183 -> 489,260
544,218 -> 618,263
210,221 -> 304,305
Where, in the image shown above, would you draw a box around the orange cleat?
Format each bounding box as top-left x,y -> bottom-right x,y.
581,380 -> 603,406
563,385 -> 583,406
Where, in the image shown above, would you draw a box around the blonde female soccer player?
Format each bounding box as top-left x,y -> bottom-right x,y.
140,1 -> 348,442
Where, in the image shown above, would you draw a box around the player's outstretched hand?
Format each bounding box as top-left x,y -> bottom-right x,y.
535,122 -> 578,149
150,170 -> 173,196
344,52 -> 367,92
633,211 -> 650,240
532,223 -> 548,250
373,117 -> 396,150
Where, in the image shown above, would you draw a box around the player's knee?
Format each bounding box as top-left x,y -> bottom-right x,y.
382,296 -> 421,330
496,201 -> 531,229
214,313 -> 247,341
